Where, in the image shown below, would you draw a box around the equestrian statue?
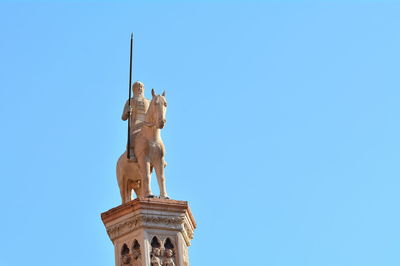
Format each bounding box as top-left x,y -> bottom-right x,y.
116,35 -> 169,203
116,81 -> 168,203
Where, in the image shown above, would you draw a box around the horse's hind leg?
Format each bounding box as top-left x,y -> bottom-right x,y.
154,160 -> 168,199
125,181 -> 132,203
132,179 -> 142,199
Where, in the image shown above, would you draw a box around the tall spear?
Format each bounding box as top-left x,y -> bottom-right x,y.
127,33 -> 134,159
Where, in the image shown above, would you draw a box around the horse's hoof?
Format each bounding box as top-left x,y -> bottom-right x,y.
160,196 -> 170,199
147,194 -> 156,198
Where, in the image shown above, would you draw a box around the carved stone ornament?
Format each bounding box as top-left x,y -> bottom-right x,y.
149,237 -> 176,266
132,248 -> 141,260
131,239 -> 141,266
163,249 -> 176,266
121,254 -> 131,266
182,219 -> 195,246
106,215 -> 186,241
121,243 -> 131,266
151,247 -> 162,266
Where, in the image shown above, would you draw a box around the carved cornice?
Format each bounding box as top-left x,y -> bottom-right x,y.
101,198 -> 194,224
106,214 -> 191,241
102,199 -> 196,244
141,215 -> 184,225
181,219 -> 195,246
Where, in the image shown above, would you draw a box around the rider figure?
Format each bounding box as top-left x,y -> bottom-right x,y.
122,81 -> 150,161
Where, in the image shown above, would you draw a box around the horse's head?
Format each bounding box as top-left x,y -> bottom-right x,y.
148,89 -> 167,129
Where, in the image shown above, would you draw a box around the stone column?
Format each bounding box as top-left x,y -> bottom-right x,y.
101,198 -> 196,266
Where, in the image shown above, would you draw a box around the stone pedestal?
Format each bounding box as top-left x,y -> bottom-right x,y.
101,198 -> 196,266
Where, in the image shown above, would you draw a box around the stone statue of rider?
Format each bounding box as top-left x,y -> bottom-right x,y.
122,81 -> 150,161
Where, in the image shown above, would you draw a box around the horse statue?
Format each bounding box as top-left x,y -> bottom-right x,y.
116,89 -> 168,203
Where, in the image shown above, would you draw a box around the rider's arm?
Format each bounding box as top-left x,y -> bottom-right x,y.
121,100 -> 129,121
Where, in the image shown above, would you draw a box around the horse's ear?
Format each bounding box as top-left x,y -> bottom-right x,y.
162,90 -> 166,97
151,88 -> 156,98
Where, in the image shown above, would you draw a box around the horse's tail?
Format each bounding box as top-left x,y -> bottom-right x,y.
116,152 -> 126,187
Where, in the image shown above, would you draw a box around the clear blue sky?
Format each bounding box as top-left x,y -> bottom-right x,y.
0,2 -> 399,266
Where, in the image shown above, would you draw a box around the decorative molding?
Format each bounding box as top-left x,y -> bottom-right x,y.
142,216 -> 184,225
183,222 -> 194,239
181,221 -> 195,246
106,215 -> 186,241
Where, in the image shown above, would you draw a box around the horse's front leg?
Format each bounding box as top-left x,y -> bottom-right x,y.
138,158 -> 152,198
154,159 -> 168,199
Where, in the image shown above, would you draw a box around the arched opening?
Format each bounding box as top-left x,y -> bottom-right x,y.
131,239 -> 141,260
121,243 -> 130,255
164,238 -> 174,249
151,236 -> 161,248
120,243 -> 131,265
133,239 -> 140,250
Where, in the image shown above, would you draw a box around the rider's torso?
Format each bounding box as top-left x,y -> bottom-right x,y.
130,97 -> 149,135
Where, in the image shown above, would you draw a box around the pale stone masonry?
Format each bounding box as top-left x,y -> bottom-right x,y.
101,198 -> 196,266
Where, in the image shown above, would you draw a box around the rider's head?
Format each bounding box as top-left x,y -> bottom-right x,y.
132,81 -> 145,97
